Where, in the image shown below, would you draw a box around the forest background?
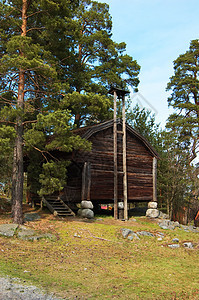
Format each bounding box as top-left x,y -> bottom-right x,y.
0,0 -> 198,224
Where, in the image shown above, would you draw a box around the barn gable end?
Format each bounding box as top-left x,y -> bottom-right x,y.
64,119 -> 158,205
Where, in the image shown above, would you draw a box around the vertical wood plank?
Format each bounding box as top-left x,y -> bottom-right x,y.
153,157 -> 157,202
81,162 -> 87,201
87,162 -> 91,200
113,90 -> 118,219
122,95 -> 128,220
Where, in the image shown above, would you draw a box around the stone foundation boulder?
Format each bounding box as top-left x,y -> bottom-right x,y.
118,202 -> 124,209
78,208 -> 94,219
81,201 -> 93,210
146,208 -> 160,218
148,202 -> 158,209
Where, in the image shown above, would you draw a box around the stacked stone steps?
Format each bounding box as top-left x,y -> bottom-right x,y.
42,196 -> 75,217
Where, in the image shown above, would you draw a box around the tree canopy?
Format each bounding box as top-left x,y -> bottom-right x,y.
0,0 -> 140,223
166,39 -> 199,163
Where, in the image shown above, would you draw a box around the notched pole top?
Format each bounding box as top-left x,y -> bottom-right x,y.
108,87 -> 130,99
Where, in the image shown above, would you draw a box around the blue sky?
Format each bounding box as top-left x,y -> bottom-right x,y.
99,0 -> 199,127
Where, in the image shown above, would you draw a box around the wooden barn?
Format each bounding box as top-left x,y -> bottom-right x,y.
56,118 -> 159,215
39,87 -> 159,219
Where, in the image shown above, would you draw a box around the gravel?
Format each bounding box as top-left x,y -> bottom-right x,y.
0,276 -> 61,300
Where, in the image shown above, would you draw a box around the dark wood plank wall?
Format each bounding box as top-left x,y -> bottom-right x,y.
69,125 -> 154,203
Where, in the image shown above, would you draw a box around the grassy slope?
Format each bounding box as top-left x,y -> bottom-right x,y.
0,207 -> 198,299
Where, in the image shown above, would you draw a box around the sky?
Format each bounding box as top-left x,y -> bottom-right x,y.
98,0 -> 199,127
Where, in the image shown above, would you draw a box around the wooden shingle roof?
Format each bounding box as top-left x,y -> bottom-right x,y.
73,119 -> 159,158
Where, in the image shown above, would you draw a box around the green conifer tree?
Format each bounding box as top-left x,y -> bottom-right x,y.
0,0 -> 87,224
166,39 -> 199,163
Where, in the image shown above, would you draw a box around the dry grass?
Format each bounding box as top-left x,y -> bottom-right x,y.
0,203 -> 198,299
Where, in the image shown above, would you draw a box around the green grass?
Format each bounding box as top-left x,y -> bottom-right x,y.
0,212 -> 199,299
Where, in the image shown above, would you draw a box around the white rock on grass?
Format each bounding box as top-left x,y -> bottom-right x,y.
168,244 -> 180,249
183,242 -> 194,249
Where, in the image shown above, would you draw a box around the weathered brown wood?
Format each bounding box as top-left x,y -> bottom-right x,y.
86,162 -> 91,200
56,119 -> 159,205
153,157 -> 157,202
113,90 -> 118,219
122,95 -> 128,220
81,162 -> 87,201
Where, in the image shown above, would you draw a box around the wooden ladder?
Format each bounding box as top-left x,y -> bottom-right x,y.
110,87 -> 129,220
42,196 -> 75,217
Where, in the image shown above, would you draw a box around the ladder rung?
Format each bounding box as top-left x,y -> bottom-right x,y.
117,131 -> 124,134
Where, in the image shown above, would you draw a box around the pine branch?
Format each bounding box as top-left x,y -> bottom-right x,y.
26,27 -> 45,33
22,120 -> 37,125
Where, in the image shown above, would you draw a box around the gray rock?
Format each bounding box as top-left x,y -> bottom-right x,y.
159,211 -> 169,219
78,208 -> 94,219
24,213 -> 41,222
173,221 -> 180,227
172,238 -> 179,243
19,233 -> 55,241
80,201 -> 94,210
159,225 -> 169,230
157,232 -> 165,236
159,220 -> 171,227
168,244 -> 180,248
130,218 -> 137,222
159,220 -> 176,230
148,202 -> 158,209
137,231 -> 155,237
181,225 -> 190,232
146,208 -> 160,218
0,276 -> 60,299
0,224 -> 18,237
121,228 -> 133,238
74,233 -> 81,238
17,226 -> 36,238
187,226 -> 199,233
167,225 -> 175,230
157,233 -> 164,240
183,242 -> 194,249
128,233 -> 140,240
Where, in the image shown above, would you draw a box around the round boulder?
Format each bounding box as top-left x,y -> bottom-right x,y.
148,202 -> 158,209
146,208 -> 160,218
118,202 -> 124,209
78,208 -> 94,219
81,201 -> 94,210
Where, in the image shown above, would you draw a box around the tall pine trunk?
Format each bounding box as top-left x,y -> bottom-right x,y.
12,0 -> 27,224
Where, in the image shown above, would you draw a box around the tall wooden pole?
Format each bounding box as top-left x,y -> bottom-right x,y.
122,95 -> 128,220
113,90 -> 118,219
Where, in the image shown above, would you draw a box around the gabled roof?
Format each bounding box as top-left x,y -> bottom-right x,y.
73,119 -> 159,158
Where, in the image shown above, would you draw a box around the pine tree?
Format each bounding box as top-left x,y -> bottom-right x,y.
126,104 -> 160,148
0,0 -> 86,224
64,0 -> 140,127
166,39 -> 199,163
